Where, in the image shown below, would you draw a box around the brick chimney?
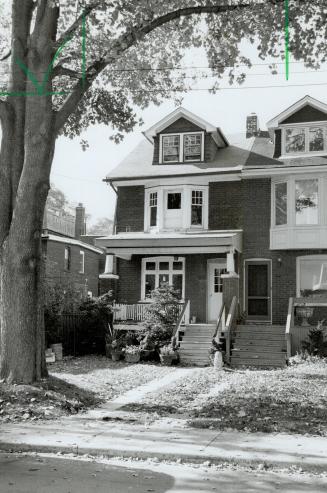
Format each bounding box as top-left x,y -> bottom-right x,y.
75,203 -> 86,239
246,113 -> 259,138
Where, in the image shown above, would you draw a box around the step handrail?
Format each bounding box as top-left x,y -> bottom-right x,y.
212,303 -> 225,343
172,299 -> 190,346
285,297 -> 294,360
224,296 -> 238,364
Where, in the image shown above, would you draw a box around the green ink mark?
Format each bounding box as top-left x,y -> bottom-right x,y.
285,0 -> 289,80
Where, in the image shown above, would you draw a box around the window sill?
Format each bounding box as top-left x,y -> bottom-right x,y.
271,225 -> 327,250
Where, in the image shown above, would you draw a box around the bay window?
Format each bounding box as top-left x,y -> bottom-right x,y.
275,182 -> 287,226
191,190 -> 203,225
297,256 -> 327,296
283,125 -> 327,155
295,179 -> 318,225
149,192 -> 157,227
142,257 -> 185,300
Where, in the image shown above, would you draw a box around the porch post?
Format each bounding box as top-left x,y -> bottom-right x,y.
222,249 -> 239,314
99,254 -> 119,297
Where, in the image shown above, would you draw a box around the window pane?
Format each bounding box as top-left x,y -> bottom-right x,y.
159,262 -> 169,271
163,135 -> 180,162
172,274 -> 183,298
159,274 -> 169,286
145,274 -> 155,298
184,134 -> 202,161
214,268 -> 226,293
145,261 -> 155,271
149,192 -> 157,206
150,206 -> 157,227
173,261 -> 183,271
275,182 -> 287,226
295,179 -> 318,225
64,247 -> 71,270
309,127 -> 324,152
191,205 -> 202,225
167,193 -> 181,209
285,128 -> 305,153
192,190 -> 203,204
299,258 -> 327,296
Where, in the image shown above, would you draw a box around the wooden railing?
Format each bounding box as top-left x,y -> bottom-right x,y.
113,301 -> 190,325
224,296 -> 238,364
212,303 -> 225,344
285,297 -> 294,360
171,299 -> 190,345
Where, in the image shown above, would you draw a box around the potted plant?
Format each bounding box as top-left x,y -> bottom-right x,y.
296,305 -> 314,326
159,344 -> 177,365
124,345 -> 141,363
110,338 -> 123,361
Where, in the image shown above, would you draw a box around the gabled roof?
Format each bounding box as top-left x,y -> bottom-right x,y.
143,106 -> 228,147
267,95 -> 327,129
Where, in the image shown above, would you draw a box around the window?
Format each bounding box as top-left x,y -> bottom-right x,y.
295,179 -> 318,225
162,135 -> 180,162
191,190 -> 203,225
79,250 -> 85,273
167,192 -> 181,209
214,267 -> 227,293
284,126 -> 326,155
149,192 -> 157,227
64,246 -> 71,271
142,257 -> 185,300
184,134 -> 202,161
275,182 -> 287,226
298,256 -> 327,296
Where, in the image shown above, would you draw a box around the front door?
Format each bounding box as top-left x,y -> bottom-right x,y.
207,260 -> 227,323
245,260 -> 272,322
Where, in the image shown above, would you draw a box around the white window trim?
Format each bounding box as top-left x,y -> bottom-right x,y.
144,185 -> 208,232
79,250 -> 85,274
281,124 -> 327,159
296,255 -> 327,297
159,131 -> 205,164
141,256 -> 185,301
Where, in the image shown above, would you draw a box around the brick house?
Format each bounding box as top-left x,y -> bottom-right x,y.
43,204 -> 103,298
97,96 -> 327,366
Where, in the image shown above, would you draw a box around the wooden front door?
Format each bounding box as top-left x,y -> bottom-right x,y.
207,260 -> 227,323
245,260 -> 272,322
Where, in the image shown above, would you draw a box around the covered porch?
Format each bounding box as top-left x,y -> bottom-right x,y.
96,230 -> 242,324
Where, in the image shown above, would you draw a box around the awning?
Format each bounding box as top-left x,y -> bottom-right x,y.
96,230 -> 242,260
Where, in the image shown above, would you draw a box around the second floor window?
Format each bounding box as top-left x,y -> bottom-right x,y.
191,190 -> 203,225
149,192 -> 157,227
64,246 -> 71,271
295,179 -> 318,225
184,134 -> 202,161
162,135 -> 180,162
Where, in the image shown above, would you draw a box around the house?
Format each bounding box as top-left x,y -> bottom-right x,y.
42,203 -> 104,298
96,96 -> 327,367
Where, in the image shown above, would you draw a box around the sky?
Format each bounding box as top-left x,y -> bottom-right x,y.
51,44 -> 327,226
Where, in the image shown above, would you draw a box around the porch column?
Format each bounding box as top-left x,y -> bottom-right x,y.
99,254 -> 119,297
222,249 -> 239,313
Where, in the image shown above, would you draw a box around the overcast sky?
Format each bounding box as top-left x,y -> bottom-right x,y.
51,43 -> 327,226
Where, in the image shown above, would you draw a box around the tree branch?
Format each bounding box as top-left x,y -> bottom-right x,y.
0,50 -> 11,62
54,0 -> 284,133
52,65 -> 81,79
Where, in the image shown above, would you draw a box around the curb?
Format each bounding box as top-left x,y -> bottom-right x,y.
1,442 -> 327,473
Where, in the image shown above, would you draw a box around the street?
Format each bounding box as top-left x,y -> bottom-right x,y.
0,453 -> 327,493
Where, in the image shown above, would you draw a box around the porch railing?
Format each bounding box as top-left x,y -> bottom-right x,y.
212,303 -> 225,344
113,301 -> 190,325
224,296 -> 238,364
172,299 -> 190,346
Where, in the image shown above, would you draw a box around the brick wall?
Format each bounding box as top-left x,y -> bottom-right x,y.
44,239 -> 100,297
209,181 -> 242,230
116,186 -> 144,233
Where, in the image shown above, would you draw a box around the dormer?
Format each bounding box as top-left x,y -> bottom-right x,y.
267,95 -> 327,160
143,107 -> 228,165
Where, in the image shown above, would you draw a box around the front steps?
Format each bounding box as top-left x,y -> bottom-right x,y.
179,324 -> 216,367
230,324 -> 287,369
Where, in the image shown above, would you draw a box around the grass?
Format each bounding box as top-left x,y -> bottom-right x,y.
122,361 -> 327,436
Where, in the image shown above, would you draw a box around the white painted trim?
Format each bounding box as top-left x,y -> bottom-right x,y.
207,258 -> 227,323
79,250 -> 85,274
242,165 -> 327,178
141,256 -> 185,301
113,173 -> 241,187
267,95 -> 327,129
44,234 -> 103,254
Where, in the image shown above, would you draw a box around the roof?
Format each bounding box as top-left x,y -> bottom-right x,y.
267,95 -> 327,129
42,234 -> 104,254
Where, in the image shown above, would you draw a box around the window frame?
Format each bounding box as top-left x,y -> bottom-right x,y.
149,191 -> 158,228
141,256 -> 185,301
274,181 -> 288,227
296,255 -> 327,297
159,131 -> 205,164
282,124 -> 327,157
79,250 -> 85,274
64,246 -> 71,271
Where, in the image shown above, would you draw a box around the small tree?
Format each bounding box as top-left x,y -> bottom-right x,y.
302,321 -> 327,358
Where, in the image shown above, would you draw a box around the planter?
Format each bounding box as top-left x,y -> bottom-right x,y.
160,354 -> 175,366
111,350 -> 122,362
125,352 -> 141,364
296,306 -> 314,326
140,349 -> 155,361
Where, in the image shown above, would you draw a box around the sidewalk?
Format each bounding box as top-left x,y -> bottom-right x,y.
1,417 -> 327,472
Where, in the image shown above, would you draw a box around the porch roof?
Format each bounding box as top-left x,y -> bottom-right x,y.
96,230 -> 242,258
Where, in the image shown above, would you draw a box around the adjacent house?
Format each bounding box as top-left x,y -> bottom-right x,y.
96,95 -> 327,367
43,203 -> 104,298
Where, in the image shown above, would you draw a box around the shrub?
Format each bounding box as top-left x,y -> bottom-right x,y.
301,321 -> 327,357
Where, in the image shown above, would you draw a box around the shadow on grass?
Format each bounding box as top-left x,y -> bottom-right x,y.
37,376 -> 103,408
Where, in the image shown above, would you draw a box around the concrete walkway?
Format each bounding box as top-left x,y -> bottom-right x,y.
1,418 -> 327,472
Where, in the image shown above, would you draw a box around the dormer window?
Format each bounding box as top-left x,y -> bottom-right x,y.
283,125 -> 327,156
160,132 -> 204,163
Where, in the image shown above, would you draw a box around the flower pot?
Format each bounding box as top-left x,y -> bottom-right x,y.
160,354 -> 175,366
111,350 -> 122,362
296,306 -> 314,326
125,352 -> 141,363
140,349 -> 155,361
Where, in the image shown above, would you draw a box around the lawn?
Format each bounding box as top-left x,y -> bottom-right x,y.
122,361 -> 327,436
0,356 -> 175,424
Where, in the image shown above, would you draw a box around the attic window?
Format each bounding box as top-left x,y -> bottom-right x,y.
283,126 -> 326,155
160,132 -> 204,163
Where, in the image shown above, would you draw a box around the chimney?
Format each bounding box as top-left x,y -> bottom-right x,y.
246,113 -> 259,138
75,203 -> 86,239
